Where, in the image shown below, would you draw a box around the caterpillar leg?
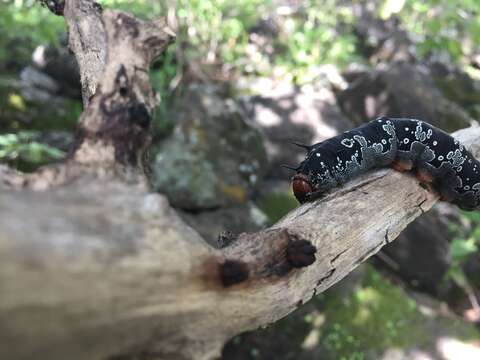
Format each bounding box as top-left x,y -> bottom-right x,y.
416,168 -> 435,184
436,182 -> 457,202
305,189 -> 326,202
415,166 -> 443,198
435,173 -> 463,203
433,163 -> 463,203
391,159 -> 414,172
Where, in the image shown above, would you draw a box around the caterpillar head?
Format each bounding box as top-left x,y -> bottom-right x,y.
284,145 -> 332,204
292,173 -> 312,203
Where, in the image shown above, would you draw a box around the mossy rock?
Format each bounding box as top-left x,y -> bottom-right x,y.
150,84 -> 268,210
258,190 -> 298,225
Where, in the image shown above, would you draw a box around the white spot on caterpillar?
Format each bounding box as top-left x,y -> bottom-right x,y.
405,127 -> 409,131
373,143 -> 383,153
381,139 -> 387,145
438,156 -> 444,161
447,149 -> 466,167
341,138 -> 355,148
433,141 -> 438,146
354,135 -> 368,147
415,123 -> 427,142
403,138 -> 409,144
382,122 -> 395,136
316,153 -> 321,157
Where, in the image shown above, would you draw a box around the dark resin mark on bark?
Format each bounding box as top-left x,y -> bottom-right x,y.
286,239 -> 317,268
219,260 -> 249,287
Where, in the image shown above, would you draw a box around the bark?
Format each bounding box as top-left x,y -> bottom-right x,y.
63,0 -> 106,106
1,2 -> 480,360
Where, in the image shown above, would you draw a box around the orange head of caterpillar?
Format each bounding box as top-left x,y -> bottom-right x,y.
292,173 -> 312,204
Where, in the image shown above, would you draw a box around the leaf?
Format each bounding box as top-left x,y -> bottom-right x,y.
447,266 -> 468,288
451,238 -> 477,260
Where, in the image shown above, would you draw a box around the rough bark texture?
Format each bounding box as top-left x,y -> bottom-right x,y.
1,2 -> 480,360
63,0 -> 106,106
2,3 -> 174,191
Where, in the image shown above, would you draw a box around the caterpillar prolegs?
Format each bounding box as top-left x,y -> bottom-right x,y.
288,118 -> 480,211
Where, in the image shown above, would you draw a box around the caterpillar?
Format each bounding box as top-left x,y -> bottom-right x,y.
286,117 -> 480,211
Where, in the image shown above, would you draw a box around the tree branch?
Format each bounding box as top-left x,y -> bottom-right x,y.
3,4 -> 174,190
1,126 -> 479,360
63,0 -> 106,106
2,2 -> 480,360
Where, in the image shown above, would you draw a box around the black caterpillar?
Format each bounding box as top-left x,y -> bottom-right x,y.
286,117 -> 480,211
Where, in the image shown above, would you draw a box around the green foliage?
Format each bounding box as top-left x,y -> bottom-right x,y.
274,0 -> 360,83
321,268 -> 426,357
176,0 -> 266,64
380,0 -> 480,62
100,0 -> 166,17
150,47 -> 179,124
447,211 -> 480,288
0,0 -> 65,68
0,132 -> 64,171
103,0 -> 360,88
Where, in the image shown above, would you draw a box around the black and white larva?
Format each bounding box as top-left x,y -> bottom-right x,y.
286,117 -> 480,211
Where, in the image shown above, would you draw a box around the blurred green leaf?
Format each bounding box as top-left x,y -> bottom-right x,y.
447,266 -> 469,288
451,238 -> 477,260
0,132 -> 64,167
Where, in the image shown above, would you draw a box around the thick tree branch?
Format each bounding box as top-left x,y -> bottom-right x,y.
2,2 -> 480,360
2,6 -> 174,190
1,127 -> 479,360
63,0 -> 106,106
69,9 -> 174,180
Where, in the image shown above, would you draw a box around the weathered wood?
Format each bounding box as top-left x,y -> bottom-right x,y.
63,0 -> 106,106
2,5 -> 174,191
1,126 -> 479,360
2,1 -> 479,360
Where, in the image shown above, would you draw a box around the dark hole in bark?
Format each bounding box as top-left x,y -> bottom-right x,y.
119,87 -> 129,97
286,239 -> 317,268
219,260 -> 249,287
128,103 -> 151,129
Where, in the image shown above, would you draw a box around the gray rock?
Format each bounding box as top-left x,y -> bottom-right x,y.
373,203 -> 471,297
428,58 -> 480,118
31,42 -> 81,100
150,84 -> 268,210
178,203 -> 268,247
238,71 -> 354,179
338,61 -> 473,132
